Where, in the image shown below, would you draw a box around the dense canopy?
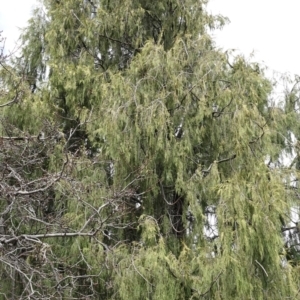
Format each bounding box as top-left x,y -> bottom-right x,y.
1,0 -> 300,299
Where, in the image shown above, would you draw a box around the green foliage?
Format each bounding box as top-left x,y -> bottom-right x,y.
1,0 -> 300,299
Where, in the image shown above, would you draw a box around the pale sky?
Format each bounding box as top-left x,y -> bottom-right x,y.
207,0 -> 300,75
0,0 -> 37,54
0,0 -> 299,76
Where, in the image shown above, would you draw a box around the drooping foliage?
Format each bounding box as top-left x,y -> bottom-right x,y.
1,1 -> 300,299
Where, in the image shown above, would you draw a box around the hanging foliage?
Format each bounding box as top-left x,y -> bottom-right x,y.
1,1 -> 300,299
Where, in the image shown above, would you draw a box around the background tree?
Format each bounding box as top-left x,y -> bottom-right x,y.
1,1 -> 300,299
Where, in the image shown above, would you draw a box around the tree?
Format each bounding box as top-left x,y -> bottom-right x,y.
1,1 -> 300,299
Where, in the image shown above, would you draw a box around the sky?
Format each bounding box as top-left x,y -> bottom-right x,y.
207,0 -> 300,76
0,0 -> 37,54
0,0 -> 299,76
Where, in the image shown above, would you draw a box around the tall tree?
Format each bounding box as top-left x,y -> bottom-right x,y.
1,1 -> 300,299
